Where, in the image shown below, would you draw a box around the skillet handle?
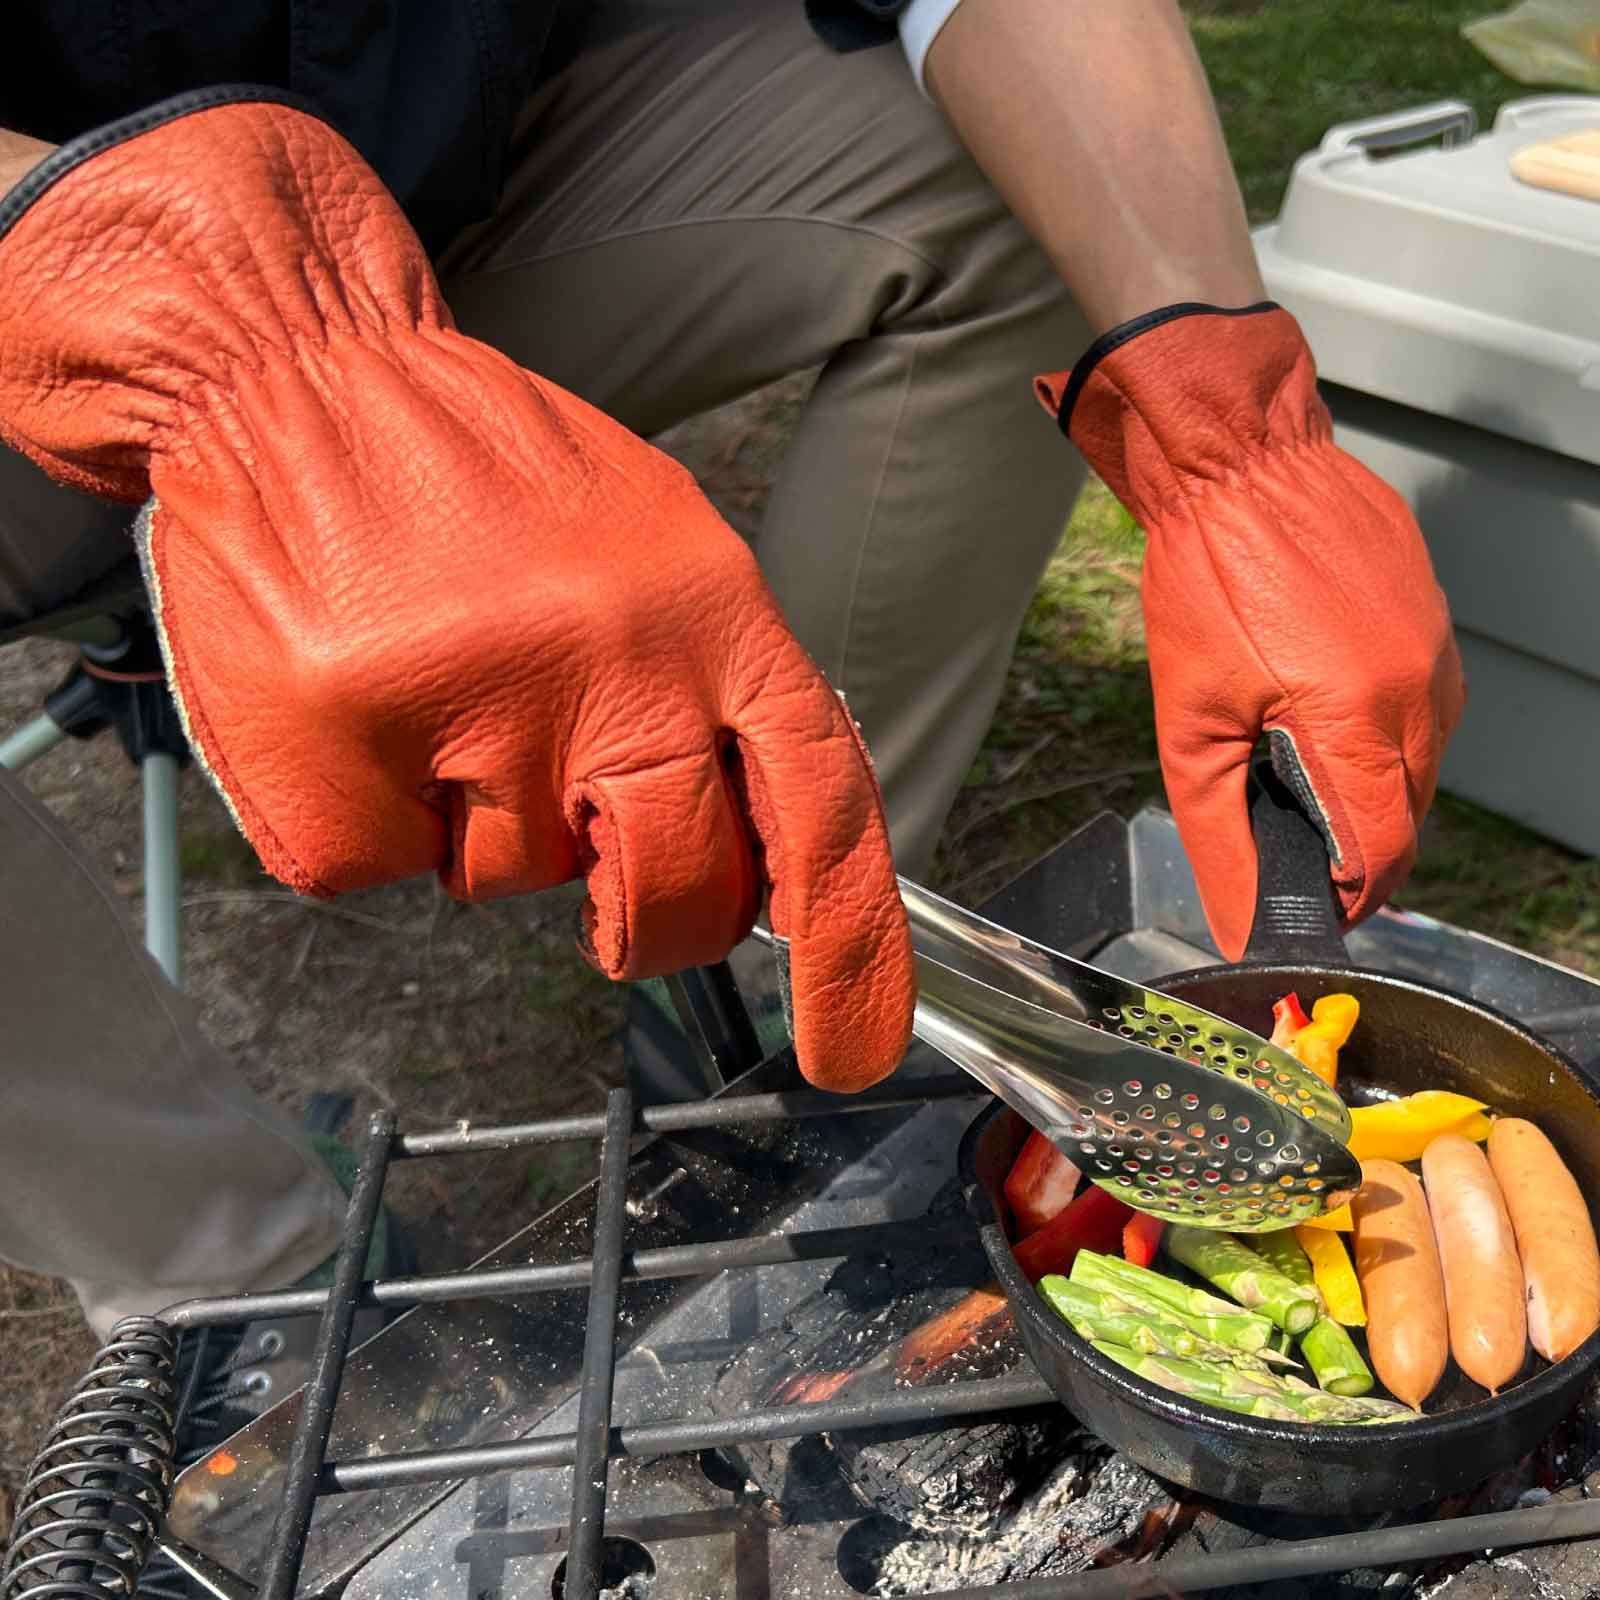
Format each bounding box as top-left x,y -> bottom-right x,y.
1242,756 -> 1349,965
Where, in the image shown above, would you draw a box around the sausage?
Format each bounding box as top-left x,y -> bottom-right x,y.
1420,1134 -> 1526,1392
1351,1159 -> 1449,1409
1488,1119 -> 1600,1363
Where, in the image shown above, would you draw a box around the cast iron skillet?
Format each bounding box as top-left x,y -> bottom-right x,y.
958,766 -> 1600,1513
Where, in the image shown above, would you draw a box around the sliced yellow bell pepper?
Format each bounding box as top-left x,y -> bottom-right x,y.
1300,1203 -> 1352,1233
1345,1091 -> 1492,1164
1295,1224 -> 1366,1326
1309,993 -> 1360,1045
1272,991 -> 1360,1088
1290,994 -> 1361,1088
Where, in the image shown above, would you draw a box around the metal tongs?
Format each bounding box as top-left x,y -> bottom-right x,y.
763,879 -> 1359,1230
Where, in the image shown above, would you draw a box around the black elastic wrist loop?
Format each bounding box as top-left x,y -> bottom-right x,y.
0,85 -> 331,243
1056,300 -> 1282,435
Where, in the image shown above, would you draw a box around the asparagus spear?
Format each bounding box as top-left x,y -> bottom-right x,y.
1298,1317 -> 1376,1397
1037,1276 -> 1294,1369
1165,1226 -> 1321,1336
1232,1232 -> 1375,1395
1091,1342 -> 1413,1425
1280,1375 -> 1412,1421
1039,1276 -> 1203,1355
1251,1228 -> 1316,1291
1227,1231 -> 1371,1394
1090,1342 -> 1284,1406
1070,1252 -> 1277,1353
1291,1389 -> 1412,1423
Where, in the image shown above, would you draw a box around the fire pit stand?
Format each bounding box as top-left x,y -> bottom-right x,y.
5,802 -> 1600,1600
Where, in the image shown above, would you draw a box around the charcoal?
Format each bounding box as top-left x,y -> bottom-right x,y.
707,1187 -> 1078,1529
840,1449 -> 1170,1596
830,1406 -> 1078,1530
717,1276 -> 1079,1526
707,1272 -> 956,1517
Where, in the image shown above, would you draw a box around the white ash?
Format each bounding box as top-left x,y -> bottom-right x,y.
596,1578 -> 651,1600
868,1452 -> 1162,1596
1412,1553 -> 1562,1600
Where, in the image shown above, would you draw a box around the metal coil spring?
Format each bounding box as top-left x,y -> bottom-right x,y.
1,1317 -> 180,1598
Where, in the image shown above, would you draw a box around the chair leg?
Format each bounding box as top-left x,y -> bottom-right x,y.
142,751 -> 182,987
0,711 -> 66,771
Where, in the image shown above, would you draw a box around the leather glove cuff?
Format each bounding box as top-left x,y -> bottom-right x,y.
1032,301 -> 1333,514
0,90 -> 446,503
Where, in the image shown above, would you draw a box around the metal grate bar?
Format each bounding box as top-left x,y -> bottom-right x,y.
160,1216 -> 962,1327
393,1074 -> 978,1156
563,1088 -> 633,1600
256,1111 -> 394,1600
317,1373 -> 1057,1494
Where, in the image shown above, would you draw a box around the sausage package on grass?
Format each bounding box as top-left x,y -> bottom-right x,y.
1463,0 -> 1600,92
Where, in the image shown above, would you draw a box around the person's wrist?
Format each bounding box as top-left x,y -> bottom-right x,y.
0,130 -> 54,200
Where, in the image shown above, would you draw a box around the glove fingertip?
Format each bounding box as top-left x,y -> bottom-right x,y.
780,898 -> 915,1093
1167,764 -> 1259,964
1205,884 -> 1255,965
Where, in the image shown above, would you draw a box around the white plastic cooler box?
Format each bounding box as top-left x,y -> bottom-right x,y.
1253,96 -> 1600,854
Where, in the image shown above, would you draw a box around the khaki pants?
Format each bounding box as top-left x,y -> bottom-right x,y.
0,0 -> 1088,1337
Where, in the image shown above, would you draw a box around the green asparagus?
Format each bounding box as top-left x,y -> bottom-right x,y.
1298,1318 -> 1376,1398
1165,1226 -> 1321,1336
1250,1228 -> 1316,1291
1090,1342 -> 1414,1425
1037,1276 -> 1293,1370
1039,1276 -> 1204,1355
1070,1252 -> 1277,1353
1224,1232 -> 1372,1394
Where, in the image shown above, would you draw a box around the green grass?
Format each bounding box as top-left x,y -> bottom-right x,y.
1406,795 -> 1600,974
943,1 -> 1600,976
1188,0 -> 1522,220
178,826 -> 261,885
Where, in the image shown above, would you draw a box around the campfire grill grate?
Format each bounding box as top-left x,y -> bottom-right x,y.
7,805 -> 1600,1600
11,1081 -> 1600,1600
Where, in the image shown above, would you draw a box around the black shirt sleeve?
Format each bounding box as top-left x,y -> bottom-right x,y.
805,0 -> 908,54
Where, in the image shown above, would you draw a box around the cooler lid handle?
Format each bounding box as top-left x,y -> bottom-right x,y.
1320,100 -> 1477,158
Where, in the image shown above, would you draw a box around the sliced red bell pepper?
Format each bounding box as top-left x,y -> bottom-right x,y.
1003,1130 -> 1082,1237
1011,1183 -> 1130,1282
1270,992 -> 1311,1050
1122,1209 -> 1166,1268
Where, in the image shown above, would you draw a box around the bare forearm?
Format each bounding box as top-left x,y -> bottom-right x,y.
0,129 -> 55,197
925,0 -> 1265,333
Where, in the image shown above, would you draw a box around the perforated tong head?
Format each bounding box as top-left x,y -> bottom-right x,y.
758,878 -> 1359,1229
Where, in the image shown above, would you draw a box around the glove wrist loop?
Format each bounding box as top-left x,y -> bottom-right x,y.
1037,304 -> 1334,513
1043,300 -> 1282,436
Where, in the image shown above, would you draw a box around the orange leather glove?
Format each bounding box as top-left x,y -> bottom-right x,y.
1037,305 -> 1464,959
0,92 -> 913,1090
